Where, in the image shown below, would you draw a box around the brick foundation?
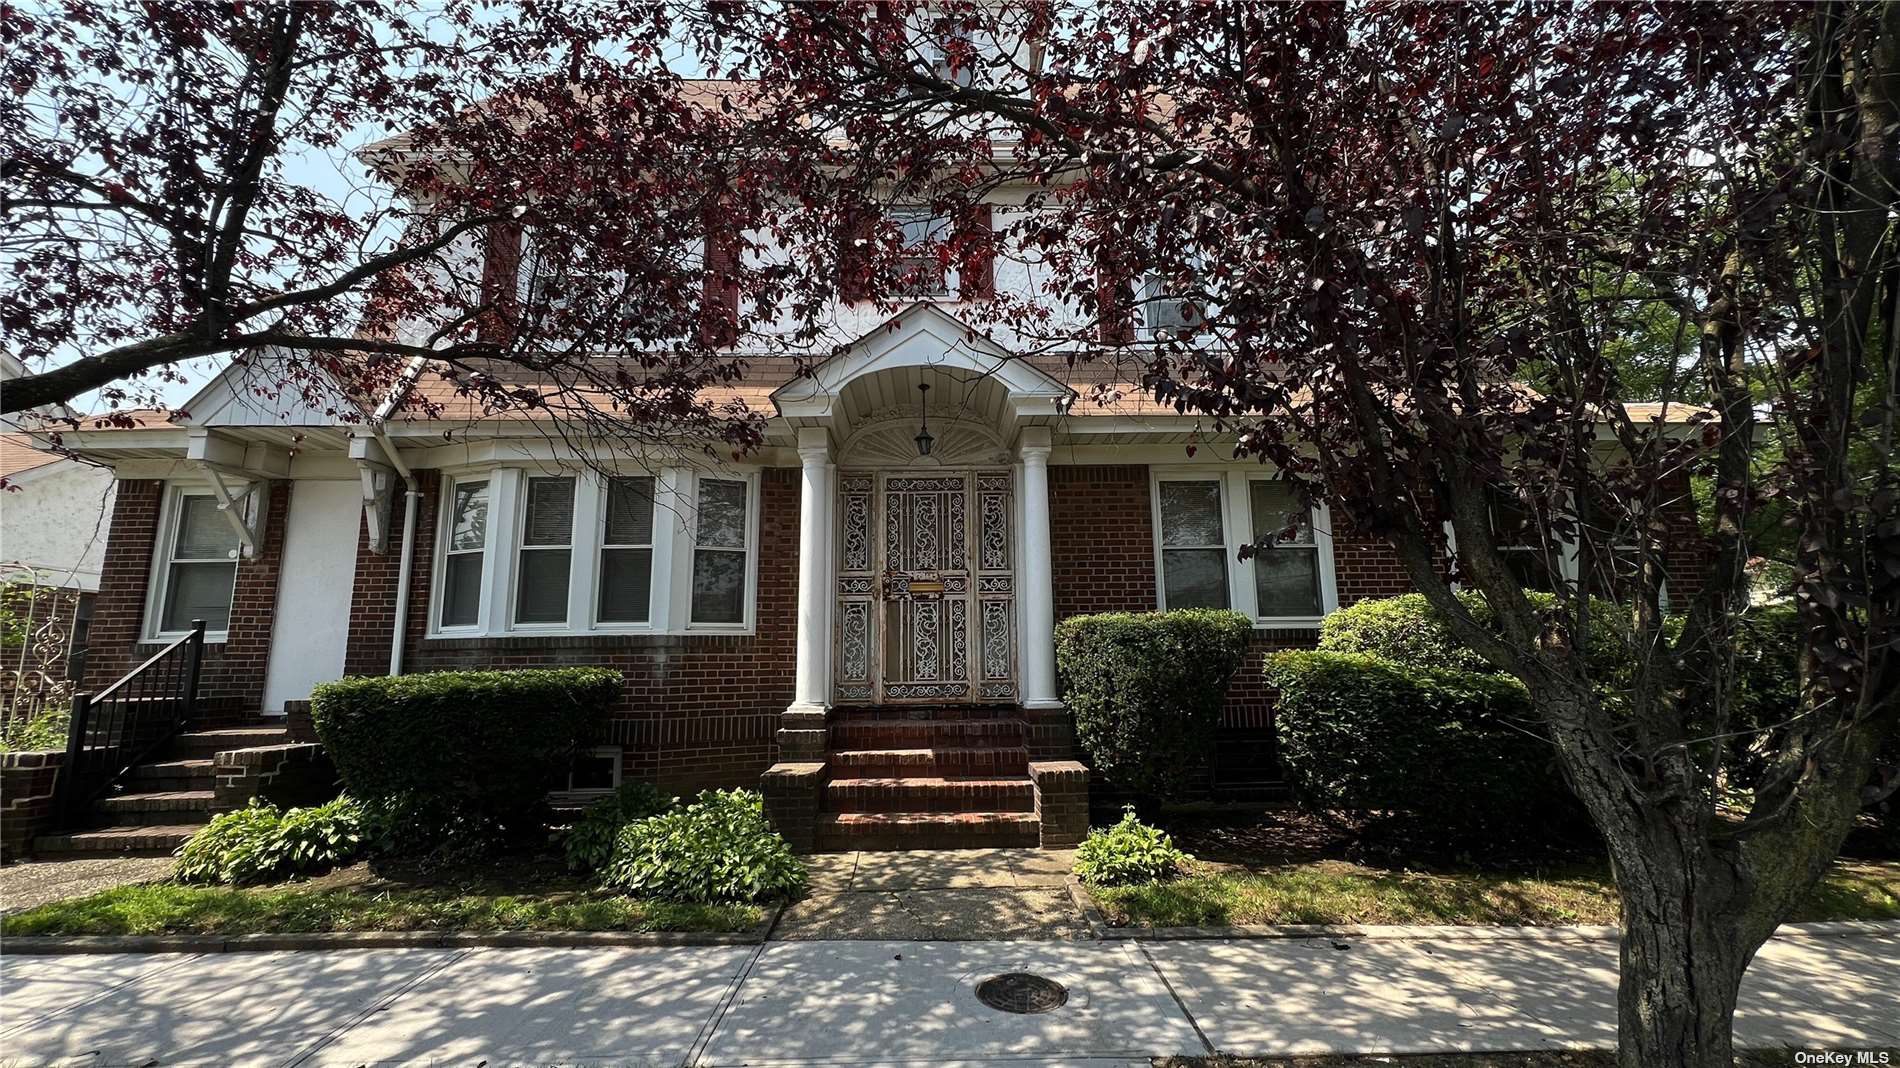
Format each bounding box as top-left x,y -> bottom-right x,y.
1,750 -> 65,860
211,743 -> 339,812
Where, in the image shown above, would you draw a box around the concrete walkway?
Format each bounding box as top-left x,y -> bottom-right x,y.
3,928 -> 1895,1066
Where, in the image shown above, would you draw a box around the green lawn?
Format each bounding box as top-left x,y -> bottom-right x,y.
1090,858 -> 1900,928
1,881 -> 765,937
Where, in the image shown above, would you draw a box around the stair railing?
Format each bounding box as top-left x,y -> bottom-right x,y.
54,619 -> 206,827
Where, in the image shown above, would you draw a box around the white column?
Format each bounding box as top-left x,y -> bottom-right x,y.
1018,427 -> 1061,709
789,428 -> 833,713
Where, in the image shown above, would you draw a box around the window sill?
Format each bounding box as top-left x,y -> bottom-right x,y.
1254,618 -> 1324,630
141,631 -> 229,646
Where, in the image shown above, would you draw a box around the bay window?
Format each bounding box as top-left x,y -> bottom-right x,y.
690,477 -> 749,625
439,477 -> 489,629
148,488 -> 242,638
1152,468 -> 1338,625
598,476 -> 655,624
429,467 -> 756,637
515,476 -> 575,624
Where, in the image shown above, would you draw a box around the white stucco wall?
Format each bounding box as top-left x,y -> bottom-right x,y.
0,461 -> 116,591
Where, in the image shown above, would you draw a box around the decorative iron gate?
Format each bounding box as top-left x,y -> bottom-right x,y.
833,469 -> 1015,704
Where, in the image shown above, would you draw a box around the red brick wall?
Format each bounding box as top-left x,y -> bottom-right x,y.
84,478 -> 286,722
343,468 -> 799,794
1050,465 -> 1157,618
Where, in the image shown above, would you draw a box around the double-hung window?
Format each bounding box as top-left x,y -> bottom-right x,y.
432,468 -> 755,637
439,478 -> 490,629
690,477 -> 750,625
1156,479 -> 1230,609
515,476 -> 575,625
1248,481 -> 1324,619
889,208 -> 954,298
1143,247 -> 1212,337
151,489 -> 241,637
1488,492 -> 1563,593
598,476 -> 655,624
1153,470 -> 1338,625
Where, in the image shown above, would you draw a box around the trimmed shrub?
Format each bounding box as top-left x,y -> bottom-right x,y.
312,668 -> 619,854
563,781 -> 677,874
175,797 -> 364,885
1265,650 -> 1583,837
1073,806 -> 1190,886
1056,609 -> 1252,802
1319,590 -> 1630,678
600,789 -> 806,903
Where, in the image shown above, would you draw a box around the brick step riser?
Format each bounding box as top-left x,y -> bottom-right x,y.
124,775 -> 213,793
823,786 -> 1036,814
33,836 -> 193,857
816,826 -> 1041,851
86,808 -> 213,829
828,758 -> 1030,779
829,706 -> 1024,723
827,724 -> 1026,749
167,736 -> 286,758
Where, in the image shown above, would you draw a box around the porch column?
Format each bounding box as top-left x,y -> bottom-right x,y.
789,427 -> 832,714
1018,427 -> 1061,709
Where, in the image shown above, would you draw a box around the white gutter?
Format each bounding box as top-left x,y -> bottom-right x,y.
371,357 -> 429,677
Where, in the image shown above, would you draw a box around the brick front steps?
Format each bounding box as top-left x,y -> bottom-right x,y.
30,722 -> 289,857
765,706 -> 1088,852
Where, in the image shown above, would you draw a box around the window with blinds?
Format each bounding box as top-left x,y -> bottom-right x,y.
598,476 -> 655,623
515,476 -> 575,624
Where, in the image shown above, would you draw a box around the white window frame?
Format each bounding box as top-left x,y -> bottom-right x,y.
1150,467 -> 1339,628
511,473 -> 579,629
432,471 -> 500,635
142,483 -> 242,643
426,465 -> 758,639
887,206 -> 959,300
591,473 -> 661,631
680,471 -> 761,633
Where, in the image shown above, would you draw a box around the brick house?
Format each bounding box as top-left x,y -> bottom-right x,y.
31,92 -> 1708,849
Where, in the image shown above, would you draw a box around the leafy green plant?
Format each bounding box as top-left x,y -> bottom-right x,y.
174,797 -> 364,885
1266,650 -> 1584,838
1055,609 -> 1252,802
0,705 -> 69,753
600,788 -> 806,903
312,668 -> 620,857
1073,807 -> 1190,886
563,781 -> 677,873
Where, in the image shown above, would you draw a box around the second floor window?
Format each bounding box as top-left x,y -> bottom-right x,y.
890,208 -> 954,298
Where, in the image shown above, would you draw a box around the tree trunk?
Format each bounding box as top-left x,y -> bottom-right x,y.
1615,854 -> 1755,1068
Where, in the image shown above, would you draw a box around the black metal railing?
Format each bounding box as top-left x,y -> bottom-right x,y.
54,619 -> 206,827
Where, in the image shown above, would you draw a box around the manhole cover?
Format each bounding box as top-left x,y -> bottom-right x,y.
975,972 -> 1069,1014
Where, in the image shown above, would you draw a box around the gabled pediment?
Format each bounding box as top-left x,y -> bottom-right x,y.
176,348 -> 368,429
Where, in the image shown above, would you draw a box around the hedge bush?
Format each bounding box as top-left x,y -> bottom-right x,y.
1318,590 -> 1631,679
1265,650 -> 1583,837
174,797 -> 364,885
600,789 -> 806,903
312,668 -> 620,855
1073,807 -> 1190,886
563,781 -> 677,874
1055,609 -> 1252,802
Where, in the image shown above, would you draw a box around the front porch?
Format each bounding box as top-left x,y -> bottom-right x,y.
760,305 -> 1088,850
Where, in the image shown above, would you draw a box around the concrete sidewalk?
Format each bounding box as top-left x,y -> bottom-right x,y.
3,928 -> 1896,1066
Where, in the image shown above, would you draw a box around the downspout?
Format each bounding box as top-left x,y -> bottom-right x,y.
371,357 -> 428,677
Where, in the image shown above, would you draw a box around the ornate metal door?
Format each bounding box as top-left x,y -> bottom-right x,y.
833,469 -> 1015,705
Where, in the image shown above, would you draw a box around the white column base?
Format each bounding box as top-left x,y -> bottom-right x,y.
784,701 -> 830,716
1022,698 -> 1067,711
